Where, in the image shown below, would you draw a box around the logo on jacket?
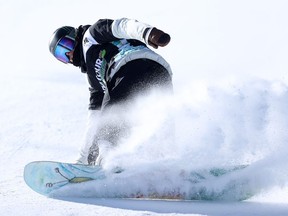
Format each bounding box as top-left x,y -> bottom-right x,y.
94,50 -> 107,91
83,37 -> 89,45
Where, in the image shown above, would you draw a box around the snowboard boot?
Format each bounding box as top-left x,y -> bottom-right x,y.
87,142 -> 100,166
87,139 -> 114,166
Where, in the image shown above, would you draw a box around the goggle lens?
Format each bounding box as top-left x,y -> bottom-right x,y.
54,46 -> 71,63
54,37 -> 75,63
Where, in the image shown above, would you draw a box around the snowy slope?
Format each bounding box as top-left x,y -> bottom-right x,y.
1,0 -> 288,215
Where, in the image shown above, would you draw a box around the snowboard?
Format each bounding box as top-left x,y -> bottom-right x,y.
24,161 -> 249,199
24,161 -> 106,196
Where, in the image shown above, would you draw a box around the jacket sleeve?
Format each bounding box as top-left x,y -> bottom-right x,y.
89,19 -> 119,44
88,86 -> 104,110
89,18 -> 153,45
87,71 -> 105,110
111,18 -> 153,44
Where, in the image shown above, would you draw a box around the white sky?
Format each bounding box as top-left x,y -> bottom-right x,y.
1,0 -> 288,87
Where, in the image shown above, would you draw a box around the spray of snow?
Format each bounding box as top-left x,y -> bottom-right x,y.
51,79 -> 288,200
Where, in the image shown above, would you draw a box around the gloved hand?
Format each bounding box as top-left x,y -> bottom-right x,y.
147,28 -> 171,49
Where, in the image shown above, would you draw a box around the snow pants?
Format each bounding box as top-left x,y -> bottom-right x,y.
86,59 -> 173,165
103,58 -> 173,109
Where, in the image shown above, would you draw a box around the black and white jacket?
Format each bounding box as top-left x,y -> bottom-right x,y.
77,18 -> 172,110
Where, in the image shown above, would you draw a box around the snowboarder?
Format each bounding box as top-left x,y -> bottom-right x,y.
49,18 -> 173,165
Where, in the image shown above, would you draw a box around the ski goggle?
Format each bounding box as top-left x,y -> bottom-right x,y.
54,36 -> 75,63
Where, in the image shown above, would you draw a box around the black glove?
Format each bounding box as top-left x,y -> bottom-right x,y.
147,28 -> 171,49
